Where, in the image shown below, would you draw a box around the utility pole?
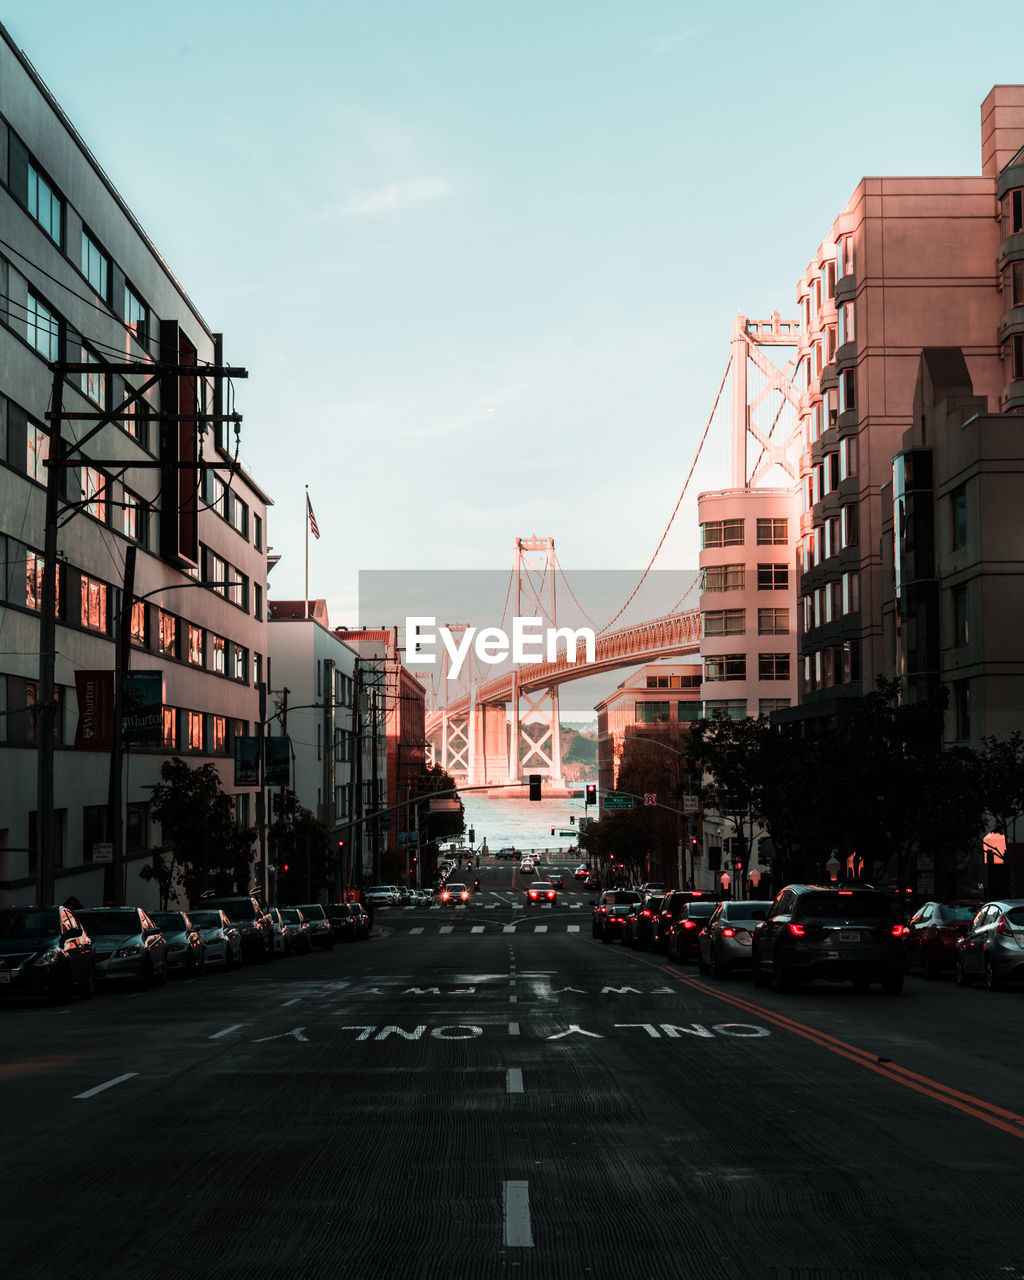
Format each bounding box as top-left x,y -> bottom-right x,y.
107,543 -> 137,905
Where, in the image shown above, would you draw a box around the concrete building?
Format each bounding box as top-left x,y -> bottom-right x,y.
595,662 -> 702,792
0,25 -> 270,907
789,86 -> 1024,724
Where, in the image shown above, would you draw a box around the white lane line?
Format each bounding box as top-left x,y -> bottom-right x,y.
507,1068 -> 524,1094
534,925 -> 548,934
283,997 -> 301,1007
508,1022 -> 520,1036
209,1023 -> 243,1040
409,927 -> 425,935
75,1072 -> 138,1100
503,924 -> 516,933
503,1180 -> 534,1247
509,995 -> 518,1003
567,925 -> 580,933
439,925 -> 454,934
471,926 -> 485,934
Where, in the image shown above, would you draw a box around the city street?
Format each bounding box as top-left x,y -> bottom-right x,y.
3,864 -> 1024,1279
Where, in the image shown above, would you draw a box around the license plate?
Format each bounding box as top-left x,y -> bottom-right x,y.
0,971 -> 10,984
839,931 -> 859,942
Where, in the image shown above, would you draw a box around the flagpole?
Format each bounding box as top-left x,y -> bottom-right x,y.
304,485 -> 309,619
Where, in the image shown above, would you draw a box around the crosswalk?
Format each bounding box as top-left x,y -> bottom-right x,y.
398,923 -> 584,935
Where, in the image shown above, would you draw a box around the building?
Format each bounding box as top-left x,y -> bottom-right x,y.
595,662 -> 702,792
789,86 -> 1024,725
0,25 -> 270,907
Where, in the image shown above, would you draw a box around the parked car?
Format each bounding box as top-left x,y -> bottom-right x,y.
548,872 -> 564,889
528,881 -> 558,905
584,874 -> 599,890
954,899 -> 1024,990
667,900 -> 719,964
187,908 -> 242,970
267,907 -> 293,956
903,900 -> 982,978
280,907 -> 314,953
293,903 -> 334,950
697,900 -> 772,978
326,904 -> 356,943
348,902 -> 371,939
626,894 -> 665,951
77,907 -> 168,989
751,885 -> 905,994
192,895 -> 273,963
592,889 -> 642,938
150,911 -> 204,977
0,905 -> 94,1002
653,890 -> 716,954
599,901 -> 634,943
440,883 -> 471,905
639,882 -> 666,895
365,886 -> 397,908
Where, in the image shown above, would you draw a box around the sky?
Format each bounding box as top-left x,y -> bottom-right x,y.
4,0 -> 1024,640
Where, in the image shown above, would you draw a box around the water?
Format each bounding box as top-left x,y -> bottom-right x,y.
457,793 -> 590,856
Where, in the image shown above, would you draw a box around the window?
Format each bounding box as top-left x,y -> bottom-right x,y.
211,634 -> 226,674
758,608 -> 789,635
26,292 -> 59,360
254,583 -> 263,621
230,643 -> 247,682
130,600 -> 147,645
759,698 -> 790,716
228,572 -> 248,609
826,452 -> 839,493
27,420 -> 49,482
951,485 -> 967,550
253,513 -> 263,551
703,609 -> 745,636
204,548 -> 227,594
81,466 -> 107,522
704,654 -> 746,682
842,571 -> 860,615
756,518 -> 788,546
828,580 -> 842,621
1006,333 -> 1024,381
124,283 -> 148,345
81,230 -> 110,300
838,301 -> 855,347
187,711 -> 204,751
840,434 -> 858,481
80,347 -> 106,407
841,503 -> 859,548
953,680 -> 971,741
1004,188 -> 1024,238
757,563 -> 788,591
836,235 -> 854,279
704,699 -> 746,720
677,701 -> 702,721
161,706 -> 177,750
187,624 -> 204,666
126,802 -> 149,852
700,519 -> 744,548
759,653 -> 790,681
635,701 -> 670,723
121,391 -> 150,443
1004,261 -> 1024,309
206,472 -> 227,516
27,159 -> 62,244
80,574 -> 108,632
122,490 -> 148,544
82,804 -> 108,863
840,367 -> 856,414
212,715 -> 227,753
25,550 -> 61,614
951,584 -> 969,647
646,676 -> 670,688
158,610 -> 178,657
702,564 -> 744,591
229,493 -> 249,536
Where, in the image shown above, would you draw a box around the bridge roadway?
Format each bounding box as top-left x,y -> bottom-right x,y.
424,606 -> 701,735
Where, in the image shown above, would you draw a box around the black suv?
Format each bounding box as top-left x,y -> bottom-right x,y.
592,889 -> 642,938
192,895 -> 273,962
653,890 -> 717,954
751,884 -> 905,994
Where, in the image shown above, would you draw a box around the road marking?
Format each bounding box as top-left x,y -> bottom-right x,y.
471,926 -> 485,933
282,997 -> 301,1007
503,1180 -> 534,1247
509,995 -> 518,1003
508,1022 -> 520,1036
209,1024 -> 243,1039
507,1068 -> 524,1094
75,1072 -> 138,1099
567,925 -> 580,933
409,927 -> 424,935
534,926 -> 548,934
439,926 -> 453,934
503,924 -> 516,933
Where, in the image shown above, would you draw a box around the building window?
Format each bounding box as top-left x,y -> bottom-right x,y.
838,301 -> 855,347
161,706 -> 178,749
677,701 -> 702,722
231,643 -> 247,682
212,715 -> 227,753
951,583 -> 969,647
841,503 -> 859,548
80,574 -> 108,632
80,347 -> 106,407
126,802 -> 149,853
211,634 -> 226,674
188,624 -> 204,666
1006,333 -> 1024,381
704,699 -> 747,720
840,434 -> 859,481
130,600 -> 147,646
756,518 -> 788,546
951,485 -> 967,550
953,680 -> 971,741
842,571 -> 860,615
702,564 -> 744,591
81,466 -> 107,522
700,519 -> 744,548
82,804 -> 108,863
758,608 -> 789,635
26,292 -> 60,361
1004,188 -> 1024,238
124,283 -> 148,345
229,494 -> 249,537
758,653 -> 791,681
27,420 -> 49,482
81,230 -> 110,300
635,701 -> 670,723
704,654 -> 746,682
253,513 -> 263,551
27,159 -> 62,244
756,563 -> 788,591
254,583 -> 263,621
703,609 -> 745,636
187,711 -> 204,751
121,392 -> 150,443
1003,260 -> 1024,310
759,698 -> 790,716
228,572 -> 248,609
25,550 -> 61,614
840,367 -> 856,414
836,235 -> 854,279
204,549 -> 228,594
646,676 -> 670,688
158,610 -> 178,657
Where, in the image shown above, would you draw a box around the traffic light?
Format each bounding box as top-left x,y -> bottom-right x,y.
550,827 -> 555,836
468,828 -> 475,843
337,839 -> 345,852
690,837 -> 698,849
569,815 -> 575,825
585,784 -> 597,805
281,862 -> 290,873
529,774 -> 542,801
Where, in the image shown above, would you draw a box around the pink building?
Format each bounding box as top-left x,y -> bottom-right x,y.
595,662 -> 702,791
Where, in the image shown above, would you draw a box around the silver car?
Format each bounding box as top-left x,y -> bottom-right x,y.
187,909 -> 242,970
77,907 -> 168,989
954,899 -> 1024,990
698,900 -> 772,978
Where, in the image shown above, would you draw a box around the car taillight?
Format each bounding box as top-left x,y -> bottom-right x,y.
788,923 -> 806,937
683,920 -> 697,930
996,916 -> 1013,936
721,927 -> 736,938
642,910 -> 651,918
600,907 -> 607,914
890,923 -> 906,937
547,892 -> 555,900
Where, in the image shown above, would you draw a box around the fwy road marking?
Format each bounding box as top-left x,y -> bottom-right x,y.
503,1180 -> 533,1247
208,1023 -> 244,1040
335,1022 -> 768,1042
507,1068 -> 524,1094
75,1072 -> 138,1099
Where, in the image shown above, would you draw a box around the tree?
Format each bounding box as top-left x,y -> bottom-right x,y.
142,757 -> 256,906
270,789 -> 329,903
977,731 -> 1024,894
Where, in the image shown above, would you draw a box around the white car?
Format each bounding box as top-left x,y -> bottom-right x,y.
519,859 -> 535,874
187,908 -> 242,970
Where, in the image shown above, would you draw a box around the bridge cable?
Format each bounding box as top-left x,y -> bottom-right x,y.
598,355 -> 732,635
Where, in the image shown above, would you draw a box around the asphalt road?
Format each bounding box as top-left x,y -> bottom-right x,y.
3,861 -> 1024,1280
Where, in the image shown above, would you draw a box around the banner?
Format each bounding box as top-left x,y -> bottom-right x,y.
265,737 -> 292,786
74,670 -> 115,750
123,671 -> 163,747
234,736 -> 260,787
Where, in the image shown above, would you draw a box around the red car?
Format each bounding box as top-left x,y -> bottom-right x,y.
528,881 -> 558,905
903,900 -> 981,978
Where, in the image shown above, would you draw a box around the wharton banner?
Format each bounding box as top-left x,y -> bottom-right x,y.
74,670 -> 115,750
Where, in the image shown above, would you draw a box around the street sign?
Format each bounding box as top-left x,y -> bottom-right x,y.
683,795 -> 698,813
558,829 -> 576,837
603,794 -> 634,810
643,793 -> 656,806
92,842 -> 113,864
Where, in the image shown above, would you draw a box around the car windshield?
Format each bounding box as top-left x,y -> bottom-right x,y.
0,910 -> 59,938
299,905 -> 325,920
798,892 -> 890,919
151,913 -> 187,931
1005,907 -> 1024,926
189,912 -> 222,929
938,904 -> 978,922
685,904 -> 716,919
447,884 -> 467,892
533,882 -> 553,889
79,911 -> 139,935
724,902 -> 770,922
204,902 -> 253,922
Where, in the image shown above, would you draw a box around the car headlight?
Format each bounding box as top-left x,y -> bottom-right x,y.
115,944 -> 142,957
33,950 -> 62,967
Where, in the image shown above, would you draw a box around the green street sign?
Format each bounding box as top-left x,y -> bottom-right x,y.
603,794 -> 634,810
558,829 -> 576,837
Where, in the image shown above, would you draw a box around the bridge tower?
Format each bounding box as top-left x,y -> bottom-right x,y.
509,536 -> 564,786
730,311 -> 803,488
434,623 -> 475,782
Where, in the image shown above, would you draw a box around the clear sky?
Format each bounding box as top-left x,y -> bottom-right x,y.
4,0 -> 1023,627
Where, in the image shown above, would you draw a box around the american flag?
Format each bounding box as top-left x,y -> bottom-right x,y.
307,493 -> 320,540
